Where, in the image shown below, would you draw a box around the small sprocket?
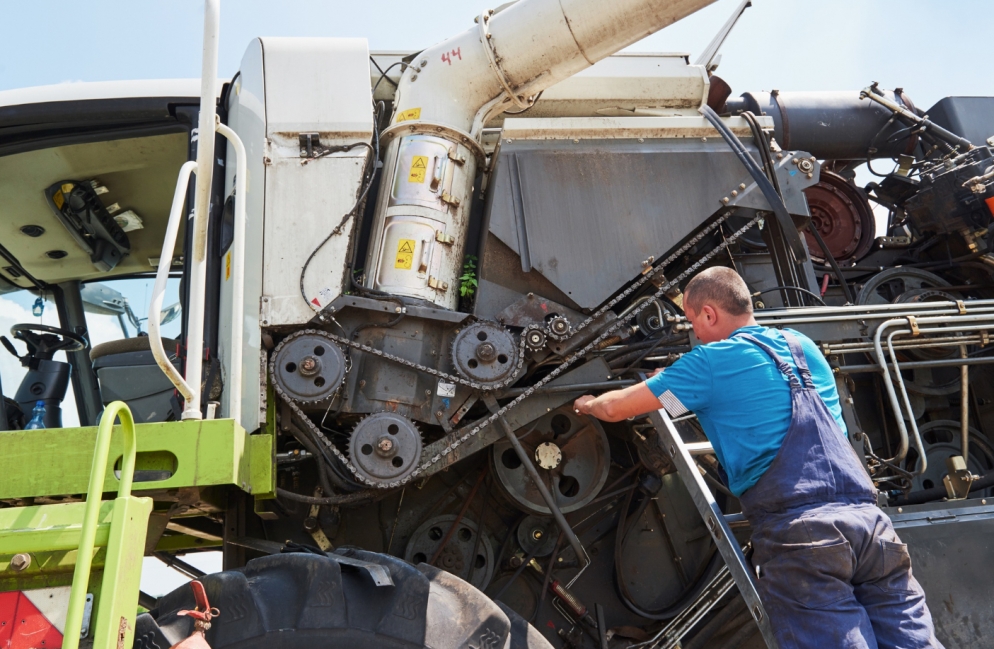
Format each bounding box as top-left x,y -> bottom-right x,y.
271,330 -> 348,404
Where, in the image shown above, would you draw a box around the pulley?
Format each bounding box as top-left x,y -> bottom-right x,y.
492,406 -> 610,515
404,514 -> 495,589
272,330 -> 347,404
348,413 -> 422,485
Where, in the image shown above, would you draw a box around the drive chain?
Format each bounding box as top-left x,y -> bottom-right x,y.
272,212 -> 758,489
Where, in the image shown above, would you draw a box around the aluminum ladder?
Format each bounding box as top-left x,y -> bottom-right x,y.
0,402 -> 152,649
642,406 -> 779,648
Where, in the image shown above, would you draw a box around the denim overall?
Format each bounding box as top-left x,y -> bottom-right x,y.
736,331 -> 942,649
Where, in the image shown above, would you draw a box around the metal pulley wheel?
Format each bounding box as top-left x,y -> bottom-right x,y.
516,515 -> 558,557
404,514 -> 495,590
492,406 -> 610,515
451,321 -> 519,385
272,330 -> 347,403
855,268 -> 955,306
802,171 -> 876,263
904,420 -> 994,497
348,413 -> 422,485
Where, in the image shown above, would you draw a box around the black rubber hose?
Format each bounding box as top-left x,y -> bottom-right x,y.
755,285 -> 827,307
892,472 -> 994,506
700,105 -> 806,262
276,487 -> 380,505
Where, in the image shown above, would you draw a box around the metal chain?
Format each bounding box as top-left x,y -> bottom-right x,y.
272,212 -> 758,489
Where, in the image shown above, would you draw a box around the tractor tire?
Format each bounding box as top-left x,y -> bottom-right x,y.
134,548 -> 553,649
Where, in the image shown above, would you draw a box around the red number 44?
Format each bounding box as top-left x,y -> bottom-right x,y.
441,48 -> 462,65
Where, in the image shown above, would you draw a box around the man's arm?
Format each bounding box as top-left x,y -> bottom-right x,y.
574,382 -> 661,422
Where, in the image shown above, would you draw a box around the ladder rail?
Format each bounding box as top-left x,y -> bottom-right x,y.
62,401 -> 139,649
646,406 -> 780,648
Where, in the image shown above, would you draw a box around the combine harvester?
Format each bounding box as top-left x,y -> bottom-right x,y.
2,1 -> 993,647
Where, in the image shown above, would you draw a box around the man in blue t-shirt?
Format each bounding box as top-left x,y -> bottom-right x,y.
573,267 -> 941,649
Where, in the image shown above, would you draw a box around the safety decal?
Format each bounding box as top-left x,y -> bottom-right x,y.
225,251 -> 232,280
408,156 -> 428,183
395,239 -> 416,269
396,107 -> 421,123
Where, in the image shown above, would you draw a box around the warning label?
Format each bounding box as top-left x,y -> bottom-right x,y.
396,107 -> 421,123
395,239 -> 416,269
408,156 -> 428,183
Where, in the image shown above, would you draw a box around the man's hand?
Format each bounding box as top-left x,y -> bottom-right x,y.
572,384 -> 663,422
573,395 -> 596,416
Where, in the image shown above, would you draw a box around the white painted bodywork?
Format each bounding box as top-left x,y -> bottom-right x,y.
219,37 -> 373,428
362,0 -> 716,308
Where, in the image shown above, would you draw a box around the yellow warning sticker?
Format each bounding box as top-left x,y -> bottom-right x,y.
396,107 -> 421,123
225,251 -> 232,280
394,239 -> 416,269
52,190 -> 65,210
408,155 -> 428,183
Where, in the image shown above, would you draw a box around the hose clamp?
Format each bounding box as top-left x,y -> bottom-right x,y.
478,11 -> 534,111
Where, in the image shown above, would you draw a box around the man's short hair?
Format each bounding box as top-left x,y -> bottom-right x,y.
683,267 -> 753,316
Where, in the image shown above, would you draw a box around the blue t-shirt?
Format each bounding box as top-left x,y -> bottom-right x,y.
645,325 -> 846,496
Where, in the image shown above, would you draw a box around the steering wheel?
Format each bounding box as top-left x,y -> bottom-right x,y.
8,323 -> 88,360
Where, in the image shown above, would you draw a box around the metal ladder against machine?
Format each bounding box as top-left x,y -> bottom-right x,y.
641,407 -> 780,649
0,402 -> 153,649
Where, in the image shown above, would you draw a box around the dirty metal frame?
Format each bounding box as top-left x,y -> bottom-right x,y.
646,405 -> 779,648
148,0 -> 248,422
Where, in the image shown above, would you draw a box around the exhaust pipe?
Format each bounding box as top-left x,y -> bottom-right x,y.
364,0 -> 717,309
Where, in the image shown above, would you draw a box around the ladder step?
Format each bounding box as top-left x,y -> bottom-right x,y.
685,441 -> 715,455
0,501 -> 114,555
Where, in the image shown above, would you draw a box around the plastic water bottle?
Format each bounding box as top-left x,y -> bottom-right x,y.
24,401 -> 46,430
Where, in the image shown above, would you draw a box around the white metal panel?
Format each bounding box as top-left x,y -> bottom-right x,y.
259,37 -> 373,327
261,153 -> 367,324
220,39 -> 267,428
263,37 -> 373,141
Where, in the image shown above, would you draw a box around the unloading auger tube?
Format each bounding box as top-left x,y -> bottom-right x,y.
363,0 -> 716,309
290,212 -> 761,489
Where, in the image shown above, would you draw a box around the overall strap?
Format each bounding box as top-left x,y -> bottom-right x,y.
734,333 -> 802,389
779,330 -> 816,389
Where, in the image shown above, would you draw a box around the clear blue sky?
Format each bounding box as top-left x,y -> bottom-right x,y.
3,0 -> 993,113
4,0 -> 992,598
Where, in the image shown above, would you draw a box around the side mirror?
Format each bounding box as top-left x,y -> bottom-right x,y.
80,283 -> 126,316
160,302 -> 182,326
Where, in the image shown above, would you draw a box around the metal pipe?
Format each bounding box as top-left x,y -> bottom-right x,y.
756,299 -> 994,318
961,345 -> 970,462
885,329 -> 927,475
495,415 -> 590,586
838,356 -> 994,374
149,162 -> 198,405
183,0 -> 220,420
215,123 -> 246,423
826,333 -> 991,353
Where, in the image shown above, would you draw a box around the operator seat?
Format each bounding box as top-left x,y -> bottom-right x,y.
90,336 -> 180,423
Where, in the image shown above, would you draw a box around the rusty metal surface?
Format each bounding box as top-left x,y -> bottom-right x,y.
802,171 -> 875,262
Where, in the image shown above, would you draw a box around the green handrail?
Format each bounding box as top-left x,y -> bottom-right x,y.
62,401 -> 138,649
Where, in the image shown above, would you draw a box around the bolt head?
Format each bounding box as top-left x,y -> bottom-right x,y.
476,342 -> 497,362
299,357 -> 318,375
377,436 -> 395,455
303,516 -> 319,531
10,553 -> 30,572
